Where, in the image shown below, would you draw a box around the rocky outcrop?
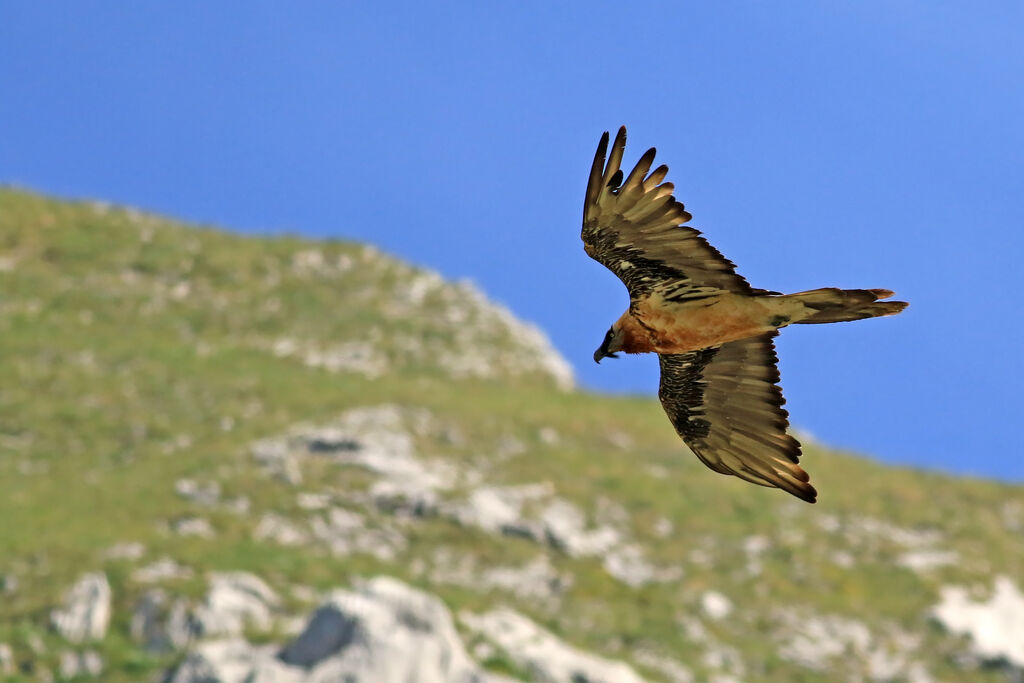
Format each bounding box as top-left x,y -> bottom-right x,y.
58,650 -> 103,679
0,643 -> 13,675
168,638 -> 302,683
132,557 -> 194,583
774,610 -> 930,681
194,572 -> 280,638
932,575 -> 1024,669
280,576 -> 491,681
168,576 -> 510,683
50,573 -> 111,643
175,478 -> 222,506
461,608 -> 647,683
131,589 -> 199,652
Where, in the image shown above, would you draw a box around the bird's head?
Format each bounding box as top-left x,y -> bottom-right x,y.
593,324 -> 624,363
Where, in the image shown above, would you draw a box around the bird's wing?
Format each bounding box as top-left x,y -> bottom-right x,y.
582,126 -> 770,304
657,332 -> 817,503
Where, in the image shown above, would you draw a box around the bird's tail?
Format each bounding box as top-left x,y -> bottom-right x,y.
788,288 -> 908,324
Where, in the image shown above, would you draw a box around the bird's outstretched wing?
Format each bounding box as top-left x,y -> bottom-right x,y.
657,332 -> 817,503
582,126 -> 769,303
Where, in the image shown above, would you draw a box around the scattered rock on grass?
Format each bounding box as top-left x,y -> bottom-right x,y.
51,573 -> 111,643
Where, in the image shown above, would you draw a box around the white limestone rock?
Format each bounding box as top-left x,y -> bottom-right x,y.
933,575 -> 1024,669
51,573 -> 111,643
451,483 -> 552,540
897,549 -> 958,573
479,555 -> 574,601
0,643 -> 13,675
461,607 -> 648,683
279,576 -> 498,682
251,436 -> 304,485
194,572 -> 280,638
776,610 -> 929,681
132,557 -> 194,583
131,589 -> 200,652
253,513 -> 310,546
175,478 -> 222,506
700,591 -> 733,621
168,638 -> 303,683
428,551 -> 573,602
309,507 -> 406,560
603,545 -> 682,588
633,650 -> 693,683
172,516 -> 216,538
58,650 -> 103,678
540,499 -> 620,557
252,405 -> 453,507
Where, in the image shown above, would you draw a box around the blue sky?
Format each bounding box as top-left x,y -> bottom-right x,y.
3,2 -> 1022,479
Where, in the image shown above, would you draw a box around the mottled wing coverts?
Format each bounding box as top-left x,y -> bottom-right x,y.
581,126 -> 768,303
658,333 -> 816,503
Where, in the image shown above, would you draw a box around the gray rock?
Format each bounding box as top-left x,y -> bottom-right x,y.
131,589 -> 169,651
897,549 -> 958,573
428,551 -> 573,603
175,479 -> 222,506
296,493 -> 331,511
51,572 -> 111,643
0,643 -> 13,675
58,650 -> 103,678
168,638 -> 303,683
700,591 -> 733,621
451,483 -> 552,540
0,574 -> 17,594
131,589 -> 200,652
540,499 -> 620,557
370,478 -> 440,517
280,576 -> 494,682
603,545 -> 682,588
479,555 -> 573,601
633,650 -> 693,683
461,607 -> 647,683
168,598 -> 203,649
276,599 -> 359,668
195,572 -> 280,637
251,437 -> 304,485
309,507 -> 405,561
132,557 -> 194,583
321,407 -> 453,493
775,609 -> 929,681
253,513 -> 310,546
251,406 -> 454,503
172,516 -> 216,538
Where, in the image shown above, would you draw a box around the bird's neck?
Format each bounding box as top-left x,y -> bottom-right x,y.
616,311 -> 656,354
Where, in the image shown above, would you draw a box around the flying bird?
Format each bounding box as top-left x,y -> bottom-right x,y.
582,127 -> 907,503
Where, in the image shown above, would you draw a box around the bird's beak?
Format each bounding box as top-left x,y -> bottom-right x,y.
594,328 -> 619,363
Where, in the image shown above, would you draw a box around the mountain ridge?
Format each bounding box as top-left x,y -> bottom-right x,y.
1,187 -> 1021,682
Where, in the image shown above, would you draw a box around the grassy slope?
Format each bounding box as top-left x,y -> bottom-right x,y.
1,187 -> 1021,681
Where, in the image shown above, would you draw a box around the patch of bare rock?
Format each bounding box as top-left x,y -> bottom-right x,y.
168,576 -> 523,683
932,575 -> 1024,671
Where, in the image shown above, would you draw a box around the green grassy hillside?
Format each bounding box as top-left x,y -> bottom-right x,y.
1,187 -> 1021,681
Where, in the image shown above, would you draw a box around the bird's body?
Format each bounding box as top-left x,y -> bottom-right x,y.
620,291 -> 790,354
582,127 -> 907,503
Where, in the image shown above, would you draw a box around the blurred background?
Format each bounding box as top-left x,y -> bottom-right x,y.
6,4 -> 1024,682
3,2 -> 1022,477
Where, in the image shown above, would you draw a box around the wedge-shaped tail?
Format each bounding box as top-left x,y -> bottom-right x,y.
789,288 -> 908,324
